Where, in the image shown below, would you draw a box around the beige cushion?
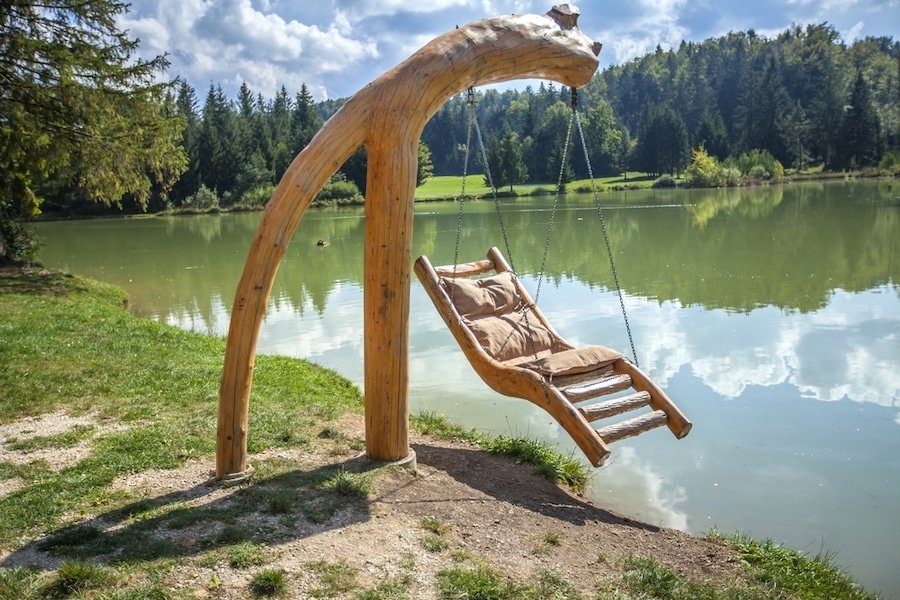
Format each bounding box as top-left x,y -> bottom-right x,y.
516,345 -> 623,376
465,311 -> 556,362
442,272 -> 519,318
443,271 -> 618,371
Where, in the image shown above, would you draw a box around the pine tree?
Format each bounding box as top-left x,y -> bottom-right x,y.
833,71 -> 882,169
737,53 -> 792,163
197,85 -> 240,199
0,0 -> 186,261
633,105 -> 689,175
416,141 -> 434,186
171,80 -> 201,203
694,110 -> 730,159
291,84 -> 324,155
486,132 -> 527,191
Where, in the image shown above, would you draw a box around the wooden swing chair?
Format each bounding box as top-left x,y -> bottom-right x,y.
414,88 -> 691,467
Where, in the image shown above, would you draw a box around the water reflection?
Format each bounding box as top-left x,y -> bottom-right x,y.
34,180 -> 900,596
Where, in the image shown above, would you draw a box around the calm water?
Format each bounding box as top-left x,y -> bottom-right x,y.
36,180 -> 900,597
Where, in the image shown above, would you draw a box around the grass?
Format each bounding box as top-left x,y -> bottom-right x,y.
6,424 -> 96,451
414,172 -> 662,200
411,411 -> 590,493
225,541 -> 268,568
723,533 -> 877,600
420,516 -> 450,536
436,564 -> 585,600
249,569 -> 287,597
532,530 -> 563,556
321,469 -> 374,498
604,541 -> 879,600
0,265 -> 362,547
306,560 -> 359,598
46,561 -> 114,597
420,514 -> 451,553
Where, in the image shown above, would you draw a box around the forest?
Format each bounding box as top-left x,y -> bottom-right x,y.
141,23 -> 899,214
2,0 -> 898,227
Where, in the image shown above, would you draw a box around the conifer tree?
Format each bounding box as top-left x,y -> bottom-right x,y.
833,71 -> 882,169
0,0 -> 186,261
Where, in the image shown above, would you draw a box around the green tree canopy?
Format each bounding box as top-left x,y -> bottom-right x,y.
486,131 -> 528,191
0,0 -> 186,260
633,104 -> 690,175
417,141 -> 434,186
832,70 -> 882,169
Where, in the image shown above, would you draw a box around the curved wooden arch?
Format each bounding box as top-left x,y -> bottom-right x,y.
217,4 -> 601,479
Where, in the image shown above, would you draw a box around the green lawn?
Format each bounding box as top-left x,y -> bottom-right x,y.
415,172 -> 667,200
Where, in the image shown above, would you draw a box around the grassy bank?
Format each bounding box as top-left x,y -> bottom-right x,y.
0,266 -> 878,599
414,173 -> 659,200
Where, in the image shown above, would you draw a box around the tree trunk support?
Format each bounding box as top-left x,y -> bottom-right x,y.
216,4 -> 601,479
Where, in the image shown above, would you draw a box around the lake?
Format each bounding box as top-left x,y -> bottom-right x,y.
35,179 -> 900,597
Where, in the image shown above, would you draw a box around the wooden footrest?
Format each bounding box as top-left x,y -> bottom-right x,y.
579,390 -> 652,422
596,410 -> 668,444
560,373 -> 632,402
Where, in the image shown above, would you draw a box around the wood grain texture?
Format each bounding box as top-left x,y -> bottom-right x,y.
217,5 -> 601,477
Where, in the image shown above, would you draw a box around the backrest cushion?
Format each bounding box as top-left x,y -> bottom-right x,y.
465,310 -> 556,362
442,271 -> 519,318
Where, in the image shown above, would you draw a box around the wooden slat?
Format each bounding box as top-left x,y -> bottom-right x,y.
560,373 -> 632,402
596,410 -> 668,444
547,364 -> 614,388
434,259 -> 495,278
579,390 -> 652,422
614,360 -> 693,439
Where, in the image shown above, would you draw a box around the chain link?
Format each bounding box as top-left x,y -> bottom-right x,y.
534,105 -> 575,306
574,107 -> 639,367
447,88 -> 477,324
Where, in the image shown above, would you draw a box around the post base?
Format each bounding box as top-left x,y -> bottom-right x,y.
352,450 -> 417,472
214,465 -> 254,486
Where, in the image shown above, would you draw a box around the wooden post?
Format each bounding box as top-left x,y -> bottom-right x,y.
216,4 -> 601,478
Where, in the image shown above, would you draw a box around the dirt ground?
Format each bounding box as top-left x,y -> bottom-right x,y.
0,412 -> 742,598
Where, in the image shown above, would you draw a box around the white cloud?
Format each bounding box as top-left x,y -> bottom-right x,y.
591,0 -> 690,64
120,1 -> 900,108
335,0 -> 475,23
588,447 -> 689,530
121,0 -> 378,100
842,20 -> 865,42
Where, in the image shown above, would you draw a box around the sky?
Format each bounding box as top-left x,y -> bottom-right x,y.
119,0 -> 899,101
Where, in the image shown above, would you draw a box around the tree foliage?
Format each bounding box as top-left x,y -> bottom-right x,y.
0,1 -> 186,213
632,104 -> 690,175
832,70 -> 882,169
0,0 -> 186,260
486,131 -> 528,191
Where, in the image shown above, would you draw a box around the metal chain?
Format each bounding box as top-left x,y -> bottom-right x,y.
573,104 -> 639,367
471,90 -> 549,355
446,88 -> 477,324
472,112 -> 516,274
533,104 -> 576,307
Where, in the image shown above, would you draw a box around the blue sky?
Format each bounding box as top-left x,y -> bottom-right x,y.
120,0 -> 899,101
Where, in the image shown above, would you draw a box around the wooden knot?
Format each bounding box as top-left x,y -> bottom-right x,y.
548,4 -> 580,29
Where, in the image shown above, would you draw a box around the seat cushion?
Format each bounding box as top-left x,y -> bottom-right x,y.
516,345 -> 623,376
